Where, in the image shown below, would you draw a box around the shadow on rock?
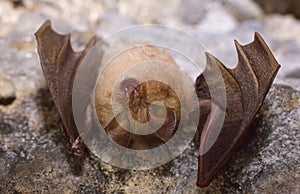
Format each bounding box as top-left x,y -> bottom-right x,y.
35,87 -> 88,176
215,102 -> 274,190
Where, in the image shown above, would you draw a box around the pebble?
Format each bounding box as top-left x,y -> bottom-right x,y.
0,75 -> 16,105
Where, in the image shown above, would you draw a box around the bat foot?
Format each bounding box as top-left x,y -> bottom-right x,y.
71,136 -> 85,156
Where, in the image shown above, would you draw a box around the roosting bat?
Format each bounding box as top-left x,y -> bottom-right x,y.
35,20 -> 280,187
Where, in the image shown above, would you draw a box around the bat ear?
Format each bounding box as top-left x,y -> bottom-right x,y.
196,33 -> 280,187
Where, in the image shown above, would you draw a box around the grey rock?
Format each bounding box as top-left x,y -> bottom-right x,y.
116,0 -> 180,24
196,1 -> 238,34
0,75 -> 16,105
263,14 -> 300,45
0,84 -> 299,193
222,0 -> 264,21
177,0 -> 207,25
96,11 -> 137,36
261,14 -> 300,91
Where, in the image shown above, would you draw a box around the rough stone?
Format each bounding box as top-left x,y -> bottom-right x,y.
0,84 -> 299,193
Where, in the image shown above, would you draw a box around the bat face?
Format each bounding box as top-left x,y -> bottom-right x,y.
35,20 -> 280,188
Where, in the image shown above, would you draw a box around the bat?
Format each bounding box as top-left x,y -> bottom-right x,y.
35,20 -> 280,187
35,20 -> 184,153
93,42 -> 188,150
195,33 -> 280,187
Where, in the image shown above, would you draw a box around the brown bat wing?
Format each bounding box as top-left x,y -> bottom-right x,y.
105,106 -> 178,150
35,20 -> 98,155
196,33 -> 280,187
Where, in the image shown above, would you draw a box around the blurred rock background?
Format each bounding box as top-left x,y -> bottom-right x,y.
255,0 -> 300,19
0,0 -> 299,193
0,0 -> 299,90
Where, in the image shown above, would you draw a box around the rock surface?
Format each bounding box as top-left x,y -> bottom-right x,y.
0,0 -> 300,193
0,84 -> 299,193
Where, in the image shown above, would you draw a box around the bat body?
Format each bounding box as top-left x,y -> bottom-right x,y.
94,45 -> 189,149
35,21 -> 280,187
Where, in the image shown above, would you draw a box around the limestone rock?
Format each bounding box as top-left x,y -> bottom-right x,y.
0,84 -> 299,193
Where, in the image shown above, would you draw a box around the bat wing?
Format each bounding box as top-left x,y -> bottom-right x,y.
196,33 -> 280,187
105,106 -> 178,150
35,20 -> 98,155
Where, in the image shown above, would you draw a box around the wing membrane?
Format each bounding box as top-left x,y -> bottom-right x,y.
196,33 -> 280,187
35,20 -> 98,155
